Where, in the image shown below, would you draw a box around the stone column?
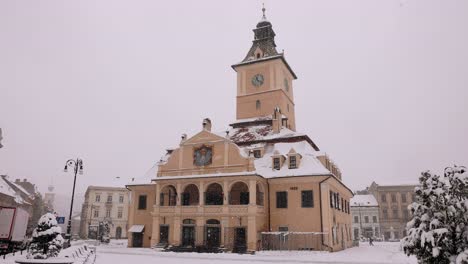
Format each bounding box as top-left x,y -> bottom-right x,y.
248,179 -> 257,205
151,215 -> 160,246
247,215 -> 257,251
155,184 -> 161,207
199,181 -> 204,206
196,216 -> 204,246
173,216 -> 181,245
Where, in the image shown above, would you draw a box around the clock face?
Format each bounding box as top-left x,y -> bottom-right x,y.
251,74 -> 264,87
284,78 -> 289,91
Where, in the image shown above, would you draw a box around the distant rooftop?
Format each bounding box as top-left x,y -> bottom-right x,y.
350,194 -> 378,207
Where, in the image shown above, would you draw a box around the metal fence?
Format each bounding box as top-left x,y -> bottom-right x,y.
260,232 -> 327,251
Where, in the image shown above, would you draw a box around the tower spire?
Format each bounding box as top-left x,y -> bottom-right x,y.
262,3 -> 267,20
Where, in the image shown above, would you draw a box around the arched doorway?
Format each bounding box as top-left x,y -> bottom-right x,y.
205,219 -> 221,248
205,183 -> 223,205
182,184 -> 199,206
229,182 -> 249,205
160,185 -> 177,206
115,226 -> 122,239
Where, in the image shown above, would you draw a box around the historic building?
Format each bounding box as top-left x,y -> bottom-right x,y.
350,194 -> 380,240
367,181 -> 418,241
126,9 -> 353,252
79,186 -> 129,239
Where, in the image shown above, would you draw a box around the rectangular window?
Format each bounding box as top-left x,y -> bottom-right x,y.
401,193 -> 407,203
138,195 -> 147,210
354,216 -> 359,223
391,193 -> 397,203
93,207 -> 99,218
253,149 -> 261,158
119,195 -> 124,203
392,209 -> 398,218
278,226 -> 288,232
107,195 -> 112,203
412,194 -> 416,202
381,194 -> 387,202
373,216 -> 377,223
383,208 -> 388,219
330,191 -> 334,208
117,208 -> 123,219
354,228 -> 359,239
276,191 -> 288,208
364,216 -> 369,223
273,158 -> 281,170
95,194 -> 101,202
341,198 -> 344,212
403,210 -> 409,220
301,190 -> 313,208
106,208 -> 111,218
289,156 -> 297,169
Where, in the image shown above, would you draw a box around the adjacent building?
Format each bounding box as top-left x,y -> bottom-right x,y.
350,194 -> 380,240
79,186 -> 129,239
367,181 -> 418,241
126,9 -> 353,252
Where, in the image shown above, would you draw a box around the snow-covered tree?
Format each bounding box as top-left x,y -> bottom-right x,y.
27,213 -> 64,259
402,165 -> 468,264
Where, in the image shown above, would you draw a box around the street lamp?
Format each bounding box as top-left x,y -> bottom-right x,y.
63,158 -> 83,247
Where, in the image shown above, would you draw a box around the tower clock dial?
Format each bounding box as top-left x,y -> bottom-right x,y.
251,74 -> 264,87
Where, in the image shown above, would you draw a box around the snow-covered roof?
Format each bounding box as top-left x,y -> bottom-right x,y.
0,176 -> 25,204
229,125 -> 305,144
350,194 -> 378,207
154,171 -> 257,181
10,181 -> 32,197
249,141 -> 330,178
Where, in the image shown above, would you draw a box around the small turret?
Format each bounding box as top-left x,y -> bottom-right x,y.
272,106 -> 282,133
203,118 -> 212,132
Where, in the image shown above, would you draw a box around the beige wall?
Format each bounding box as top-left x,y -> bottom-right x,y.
158,130 -> 253,177
234,58 -> 296,130
127,184 -> 156,248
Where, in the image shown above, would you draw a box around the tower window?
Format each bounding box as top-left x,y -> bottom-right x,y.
256,100 -> 261,110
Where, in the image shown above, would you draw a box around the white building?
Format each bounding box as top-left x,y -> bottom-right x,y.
350,194 -> 380,240
79,186 -> 129,239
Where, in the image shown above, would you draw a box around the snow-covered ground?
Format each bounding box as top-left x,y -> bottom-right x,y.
94,240 -> 417,264
0,241 -> 417,264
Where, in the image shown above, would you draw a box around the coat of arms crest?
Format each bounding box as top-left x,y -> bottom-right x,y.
193,145 -> 213,166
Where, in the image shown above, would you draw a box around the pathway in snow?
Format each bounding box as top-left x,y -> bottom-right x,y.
94,242 -> 417,264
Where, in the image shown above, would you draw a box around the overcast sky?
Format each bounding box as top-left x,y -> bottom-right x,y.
1,0 -> 467,197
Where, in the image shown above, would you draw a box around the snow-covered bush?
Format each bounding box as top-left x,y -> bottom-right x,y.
402,165 -> 468,264
27,213 -> 64,259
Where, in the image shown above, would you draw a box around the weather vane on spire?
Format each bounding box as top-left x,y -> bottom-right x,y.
262,3 -> 266,20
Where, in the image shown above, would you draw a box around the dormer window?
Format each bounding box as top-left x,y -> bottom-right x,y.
289,156 -> 297,169
273,158 -> 281,170
256,53 -> 261,59
253,149 -> 262,158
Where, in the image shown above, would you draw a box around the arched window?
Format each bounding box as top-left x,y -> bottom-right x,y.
205,183 -> 223,205
183,219 -> 196,225
256,53 -> 261,59
182,184 -> 199,206
206,219 -> 220,225
115,226 -> 122,239
256,100 -> 261,110
160,185 -> 177,206
229,182 -> 249,205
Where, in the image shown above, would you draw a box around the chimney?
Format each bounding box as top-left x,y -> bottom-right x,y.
272,107 -> 281,133
202,118 -> 212,132
180,133 -> 187,144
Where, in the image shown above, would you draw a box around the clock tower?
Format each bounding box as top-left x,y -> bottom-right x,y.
232,6 -> 297,131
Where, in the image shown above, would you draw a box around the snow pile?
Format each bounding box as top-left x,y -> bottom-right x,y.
402,165 -> 468,264
27,213 -> 64,259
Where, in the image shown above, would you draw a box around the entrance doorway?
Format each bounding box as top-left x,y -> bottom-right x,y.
233,227 -> 247,253
182,226 -> 195,247
115,226 -> 122,239
206,226 -> 220,248
132,232 -> 143,247
160,225 -> 169,244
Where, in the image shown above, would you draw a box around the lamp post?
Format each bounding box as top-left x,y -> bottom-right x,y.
63,158 -> 83,247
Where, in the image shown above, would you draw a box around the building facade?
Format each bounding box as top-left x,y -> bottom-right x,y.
367,182 -> 418,241
126,9 -> 353,252
79,186 -> 129,239
350,194 -> 380,240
